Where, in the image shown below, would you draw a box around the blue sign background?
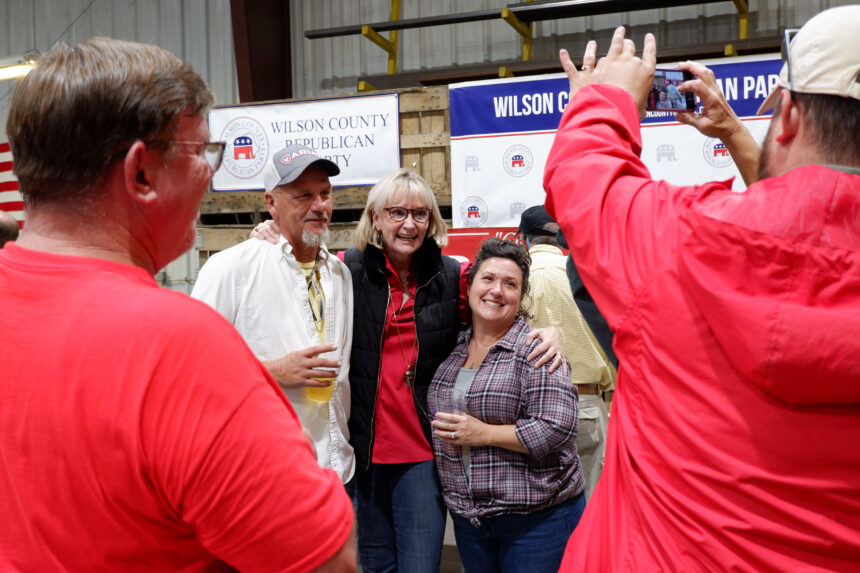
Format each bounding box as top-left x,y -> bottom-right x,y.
450,57 -> 783,137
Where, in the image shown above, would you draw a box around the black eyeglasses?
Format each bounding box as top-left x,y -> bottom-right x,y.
781,28 -> 800,92
149,140 -> 226,171
384,206 -> 431,223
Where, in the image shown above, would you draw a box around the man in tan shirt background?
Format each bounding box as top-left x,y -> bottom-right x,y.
519,205 -> 615,499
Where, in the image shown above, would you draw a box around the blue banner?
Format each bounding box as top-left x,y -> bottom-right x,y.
450,54 -> 782,228
450,76 -> 570,137
450,56 -> 783,137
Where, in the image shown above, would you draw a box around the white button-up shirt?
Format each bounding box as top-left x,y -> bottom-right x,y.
192,235 -> 355,483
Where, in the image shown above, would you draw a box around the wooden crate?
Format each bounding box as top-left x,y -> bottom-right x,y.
196,86 -> 451,264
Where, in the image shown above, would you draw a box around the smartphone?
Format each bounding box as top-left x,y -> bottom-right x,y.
646,68 -> 696,111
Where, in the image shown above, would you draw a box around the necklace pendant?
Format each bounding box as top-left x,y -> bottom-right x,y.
404,367 -> 415,388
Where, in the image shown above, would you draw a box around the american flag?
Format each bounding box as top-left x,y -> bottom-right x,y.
1,141 -> 24,229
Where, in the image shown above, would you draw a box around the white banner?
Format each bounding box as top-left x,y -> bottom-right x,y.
449,55 -> 782,228
209,93 -> 400,191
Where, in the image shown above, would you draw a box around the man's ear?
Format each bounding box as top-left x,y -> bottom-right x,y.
264,190 -> 278,221
123,141 -> 158,204
774,90 -> 801,145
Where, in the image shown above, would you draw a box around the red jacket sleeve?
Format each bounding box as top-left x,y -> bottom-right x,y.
543,84 -> 700,329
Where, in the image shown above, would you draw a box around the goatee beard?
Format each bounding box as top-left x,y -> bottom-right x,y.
302,229 -> 330,248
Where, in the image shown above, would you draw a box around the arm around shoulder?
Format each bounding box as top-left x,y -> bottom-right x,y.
515,339 -> 578,459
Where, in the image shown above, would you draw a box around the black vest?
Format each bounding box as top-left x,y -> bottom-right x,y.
344,240 -> 462,469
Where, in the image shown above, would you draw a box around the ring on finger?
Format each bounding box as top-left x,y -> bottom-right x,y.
451,431 -> 456,440
582,64 -> 592,71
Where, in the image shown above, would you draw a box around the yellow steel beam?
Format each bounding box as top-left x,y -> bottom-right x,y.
360,0 -> 400,75
362,25 -> 394,53
357,80 -> 376,92
501,8 -> 533,61
733,0 -> 749,39
388,0 -> 400,75
498,66 -> 514,78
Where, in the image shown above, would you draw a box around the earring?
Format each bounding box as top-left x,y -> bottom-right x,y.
376,230 -> 384,245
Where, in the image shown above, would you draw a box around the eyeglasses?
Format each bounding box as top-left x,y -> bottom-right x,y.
149,140 -> 226,171
384,206 -> 431,223
781,28 -> 800,92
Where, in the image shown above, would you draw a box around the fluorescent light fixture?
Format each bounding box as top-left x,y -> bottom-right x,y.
0,50 -> 40,82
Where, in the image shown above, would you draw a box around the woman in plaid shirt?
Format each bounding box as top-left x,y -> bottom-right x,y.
429,238 -> 585,573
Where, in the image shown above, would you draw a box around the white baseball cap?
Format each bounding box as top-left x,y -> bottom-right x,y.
757,5 -> 860,115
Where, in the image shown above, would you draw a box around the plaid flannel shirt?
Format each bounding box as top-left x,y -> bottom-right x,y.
429,315 -> 583,526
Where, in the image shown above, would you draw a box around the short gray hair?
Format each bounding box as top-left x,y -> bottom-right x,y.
7,37 -> 213,207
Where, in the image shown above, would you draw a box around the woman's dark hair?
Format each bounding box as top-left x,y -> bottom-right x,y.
467,238 -> 532,316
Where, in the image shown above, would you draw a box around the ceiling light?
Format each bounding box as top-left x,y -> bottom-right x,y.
0,50 -> 40,82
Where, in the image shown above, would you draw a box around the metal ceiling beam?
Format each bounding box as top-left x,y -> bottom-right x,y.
305,0 -> 730,39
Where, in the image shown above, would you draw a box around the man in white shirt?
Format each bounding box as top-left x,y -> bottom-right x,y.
192,144 -> 355,483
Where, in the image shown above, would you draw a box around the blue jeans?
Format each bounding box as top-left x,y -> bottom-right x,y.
451,492 -> 586,573
355,460 -> 446,573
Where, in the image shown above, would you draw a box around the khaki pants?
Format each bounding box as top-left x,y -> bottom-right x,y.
574,393 -> 609,500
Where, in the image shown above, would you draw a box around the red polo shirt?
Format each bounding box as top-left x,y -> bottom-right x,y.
372,257 -> 435,464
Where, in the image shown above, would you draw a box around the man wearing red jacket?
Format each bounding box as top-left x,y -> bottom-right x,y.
544,6 -> 860,572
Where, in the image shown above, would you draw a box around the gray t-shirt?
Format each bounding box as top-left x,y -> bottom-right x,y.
454,367 -> 478,481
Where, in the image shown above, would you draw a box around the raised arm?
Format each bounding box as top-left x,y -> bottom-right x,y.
675,60 -> 761,186
559,26 -> 656,120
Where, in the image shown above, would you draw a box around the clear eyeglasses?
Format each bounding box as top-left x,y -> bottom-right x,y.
149,140 -> 226,171
384,206 -> 431,223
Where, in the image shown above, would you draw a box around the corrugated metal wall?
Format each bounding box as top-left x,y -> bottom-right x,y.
290,0 -> 852,97
0,0 -> 238,293
2,0 -> 852,149
0,0 -> 238,135
0,0 -> 852,291
2,0 -> 854,140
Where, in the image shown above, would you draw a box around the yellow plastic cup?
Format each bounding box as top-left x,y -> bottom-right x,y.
306,377 -> 335,402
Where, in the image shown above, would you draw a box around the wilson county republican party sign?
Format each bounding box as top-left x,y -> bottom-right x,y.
209,93 -> 400,191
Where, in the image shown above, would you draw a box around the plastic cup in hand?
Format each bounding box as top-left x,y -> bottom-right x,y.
306,351 -> 338,403
451,388 -> 466,414
306,376 -> 335,402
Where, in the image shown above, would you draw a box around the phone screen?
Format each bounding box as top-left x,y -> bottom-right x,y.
646,69 -> 696,111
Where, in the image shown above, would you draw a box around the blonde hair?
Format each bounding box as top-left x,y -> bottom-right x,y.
354,168 -> 448,251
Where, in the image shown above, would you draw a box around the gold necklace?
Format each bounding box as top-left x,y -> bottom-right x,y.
391,283 -> 418,387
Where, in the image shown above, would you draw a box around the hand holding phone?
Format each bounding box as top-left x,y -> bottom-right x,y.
646,68 -> 696,111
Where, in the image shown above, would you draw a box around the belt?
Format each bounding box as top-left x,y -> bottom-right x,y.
576,383 -> 600,395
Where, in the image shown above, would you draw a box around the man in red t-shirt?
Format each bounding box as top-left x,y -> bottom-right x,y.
0,37 -> 355,571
